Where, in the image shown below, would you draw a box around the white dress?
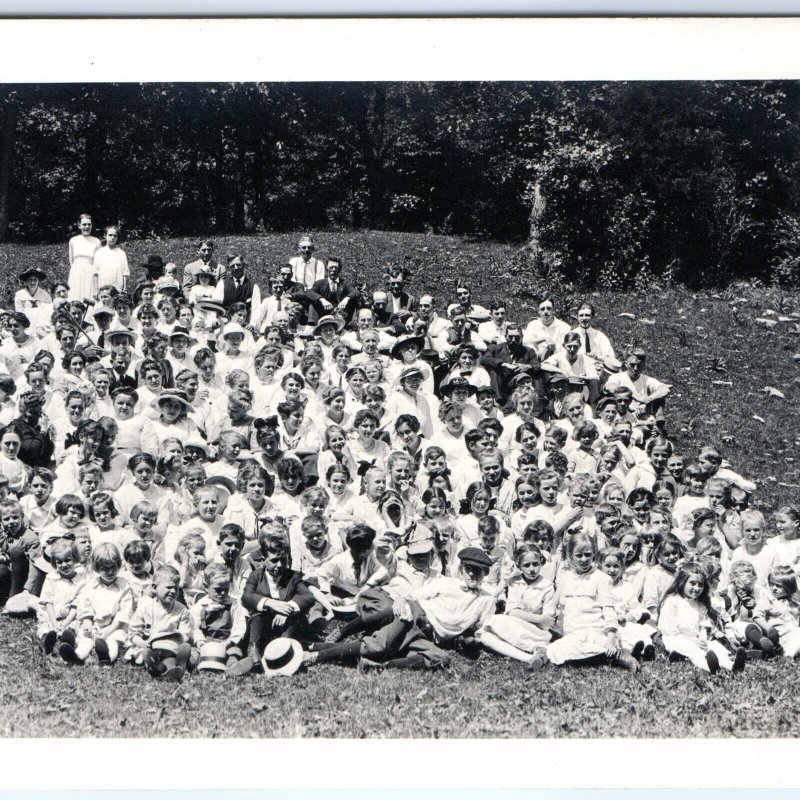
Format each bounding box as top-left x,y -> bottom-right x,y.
68,234 -> 101,300
93,245 -> 130,293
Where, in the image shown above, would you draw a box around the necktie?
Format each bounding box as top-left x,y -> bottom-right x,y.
277,298 -> 282,311
461,585 -> 480,594
585,331 -> 592,354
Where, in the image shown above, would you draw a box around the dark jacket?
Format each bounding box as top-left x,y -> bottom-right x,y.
305,279 -> 361,324
241,565 -> 315,616
12,417 -> 55,468
219,276 -> 255,311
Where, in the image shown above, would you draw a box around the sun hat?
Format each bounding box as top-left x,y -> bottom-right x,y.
19,267 -> 47,282
458,547 -> 493,571
196,299 -> 226,315
261,638 -> 304,677
105,325 -> 137,343
390,334 -> 426,360
195,265 -> 215,279
398,365 -> 424,383
197,641 -> 229,672
406,524 -> 435,556
91,306 -> 115,321
149,631 -> 186,655
184,437 -> 211,457
312,315 -> 345,336
157,279 -> 181,294
169,325 -> 191,340
601,354 -> 623,373
205,475 -> 237,509
152,388 -> 193,411
222,322 -> 247,339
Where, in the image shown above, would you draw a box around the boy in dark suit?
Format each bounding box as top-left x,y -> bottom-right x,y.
232,531 -> 315,675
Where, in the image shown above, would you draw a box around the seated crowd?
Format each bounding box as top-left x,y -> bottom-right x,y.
0,223 -> 795,681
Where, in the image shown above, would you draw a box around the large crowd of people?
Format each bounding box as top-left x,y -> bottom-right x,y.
0,213 -> 796,682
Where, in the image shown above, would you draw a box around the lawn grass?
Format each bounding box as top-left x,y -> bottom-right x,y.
0,230 -> 798,738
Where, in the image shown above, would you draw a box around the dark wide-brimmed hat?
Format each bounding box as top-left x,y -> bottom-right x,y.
141,255 -> 166,271
313,315 -> 346,336
390,335 -> 425,360
19,267 -> 47,282
440,377 -> 477,397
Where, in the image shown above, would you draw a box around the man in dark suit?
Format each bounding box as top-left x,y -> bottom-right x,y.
212,256 -> 256,315
304,257 -> 361,325
233,534 -> 315,674
386,266 -> 418,315
480,323 -> 544,405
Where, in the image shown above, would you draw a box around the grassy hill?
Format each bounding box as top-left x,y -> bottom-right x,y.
0,230 -> 799,737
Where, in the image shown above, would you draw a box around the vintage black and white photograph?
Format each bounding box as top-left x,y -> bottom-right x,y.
0,18 -> 799,742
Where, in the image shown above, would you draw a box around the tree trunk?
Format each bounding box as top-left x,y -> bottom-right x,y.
364,84 -> 387,227
0,95 -> 17,241
528,180 -> 546,265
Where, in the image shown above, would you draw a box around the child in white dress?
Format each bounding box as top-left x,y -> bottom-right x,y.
59,542 -> 134,666
598,546 -> 655,661
544,533 -> 638,671
477,543 -> 555,663
659,560 -> 746,674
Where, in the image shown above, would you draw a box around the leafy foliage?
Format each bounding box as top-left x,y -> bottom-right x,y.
3,82 -> 800,288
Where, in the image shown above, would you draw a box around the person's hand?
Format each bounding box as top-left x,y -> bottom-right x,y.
320,299 -> 333,311
393,597 -> 413,622
56,608 -> 68,621
272,613 -> 288,630
329,596 -> 350,608
604,633 -> 619,657
337,299 -> 349,310
566,505 -> 583,523
266,599 -> 296,616
196,388 -> 210,403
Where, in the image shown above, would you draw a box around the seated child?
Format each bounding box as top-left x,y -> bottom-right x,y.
117,501 -> 163,563
642,532 -> 685,623
213,523 -> 251,601
544,533 -> 638,672
763,565 -> 800,659
36,538 -> 86,654
234,532 -> 315,675
725,559 -> 779,658
19,468 -> 57,532
659,560 -> 746,674
0,498 -> 40,610
172,531 -> 208,607
190,562 -> 248,674
598,546 -> 655,661
59,542 -> 134,666
122,540 -> 154,608
127,564 -> 193,681
477,543 -> 555,663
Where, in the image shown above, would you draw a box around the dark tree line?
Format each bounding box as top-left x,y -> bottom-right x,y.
1,81 -> 799,287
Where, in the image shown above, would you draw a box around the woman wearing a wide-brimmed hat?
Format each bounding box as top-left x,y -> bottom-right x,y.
151,388 -> 200,446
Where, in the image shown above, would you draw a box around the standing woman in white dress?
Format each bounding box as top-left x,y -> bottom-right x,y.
93,225 -> 130,294
67,213 -> 101,300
